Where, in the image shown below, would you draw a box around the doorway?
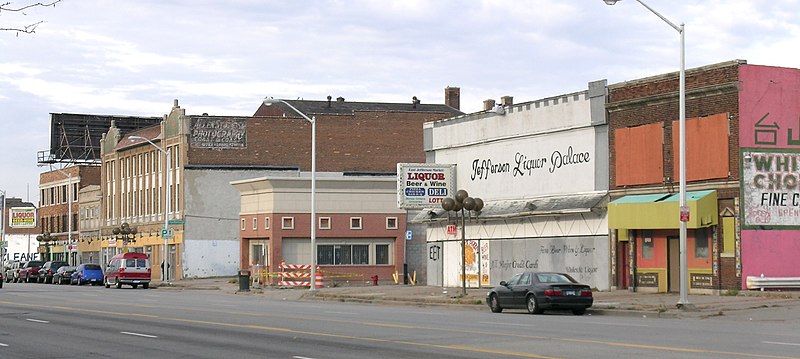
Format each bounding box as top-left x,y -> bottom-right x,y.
617,241 -> 630,289
667,236 -> 680,292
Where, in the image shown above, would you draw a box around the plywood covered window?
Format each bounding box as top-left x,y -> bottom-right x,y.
615,123 -> 664,186
672,113 -> 730,181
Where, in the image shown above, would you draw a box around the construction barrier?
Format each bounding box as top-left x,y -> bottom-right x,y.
278,262 -> 324,288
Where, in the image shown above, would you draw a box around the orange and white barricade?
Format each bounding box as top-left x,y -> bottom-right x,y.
278,262 -> 324,288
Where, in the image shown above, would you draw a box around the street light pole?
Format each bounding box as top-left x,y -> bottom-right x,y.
442,190 -> 484,297
263,97 -> 317,291
1,189 -> 6,262
129,135 -> 171,282
604,0 -> 691,308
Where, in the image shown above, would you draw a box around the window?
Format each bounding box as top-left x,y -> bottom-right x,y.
282,217 -> 294,229
376,244 -> 389,265
264,216 -> 270,230
386,217 -> 398,229
319,217 -> 331,230
317,244 -> 369,265
240,218 -> 245,231
695,228 -> 709,259
350,217 -> 362,230
642,230 -> 654,259
252,217 -> 258,230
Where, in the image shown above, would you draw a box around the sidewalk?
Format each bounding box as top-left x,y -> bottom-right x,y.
156,277 -> 800,319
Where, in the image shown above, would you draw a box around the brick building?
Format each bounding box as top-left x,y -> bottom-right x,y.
101,94 -> 461,281
607,60 -> 746,293
37,165 -> 100,265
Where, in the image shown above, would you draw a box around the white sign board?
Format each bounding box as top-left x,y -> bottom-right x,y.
9,207 -> 36,228
397,163 -> 456,209
742,149 -> 800,228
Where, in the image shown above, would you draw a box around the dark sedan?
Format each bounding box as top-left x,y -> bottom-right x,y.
486,272 -> 593,315
52,266 -> 77,285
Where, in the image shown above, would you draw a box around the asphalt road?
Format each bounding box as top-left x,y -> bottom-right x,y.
1,282 -> 799,359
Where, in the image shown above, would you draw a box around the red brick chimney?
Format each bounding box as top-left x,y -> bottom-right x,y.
445,86 -> 460,110
483,99 -> 496,111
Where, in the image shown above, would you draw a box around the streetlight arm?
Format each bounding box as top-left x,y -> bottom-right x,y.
632,0 -> 682,33
129,135 -> 168,155
264,98 -> 315,124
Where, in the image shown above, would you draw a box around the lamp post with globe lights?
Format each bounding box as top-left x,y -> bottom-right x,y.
441,189 -> 484,296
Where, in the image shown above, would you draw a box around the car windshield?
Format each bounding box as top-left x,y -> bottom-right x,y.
60,266 -> 76,272
27,261 -> 45,267
83,264 -> 102,270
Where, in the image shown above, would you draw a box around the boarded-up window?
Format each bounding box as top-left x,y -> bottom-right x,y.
615,123 -> 664,186
672,113 -> 730,181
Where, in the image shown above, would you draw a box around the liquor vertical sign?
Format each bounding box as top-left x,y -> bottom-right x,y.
397,163 -> 456,209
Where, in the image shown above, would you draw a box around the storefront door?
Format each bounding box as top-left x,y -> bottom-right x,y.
668,236 -> 680,293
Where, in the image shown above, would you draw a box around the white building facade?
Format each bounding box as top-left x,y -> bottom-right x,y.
420,80 -> 611,290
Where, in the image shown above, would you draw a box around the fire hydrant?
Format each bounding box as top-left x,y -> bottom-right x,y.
371,274 -> 379,286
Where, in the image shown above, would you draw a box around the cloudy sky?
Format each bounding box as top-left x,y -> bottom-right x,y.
1,0 -> 799,203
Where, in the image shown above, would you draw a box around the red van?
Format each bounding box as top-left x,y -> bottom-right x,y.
104,252 -> 151,289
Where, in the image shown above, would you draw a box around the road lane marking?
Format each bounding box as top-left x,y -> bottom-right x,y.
0,343 -> 8,347
325,311 -> 357,315
763,341 -> 800,347
121,332 -> 158,338
3,300 -> 798,359
25,319 -> 49,323
293,356 -> 315,359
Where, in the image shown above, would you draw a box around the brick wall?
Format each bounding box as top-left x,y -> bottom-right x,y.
187,111 -> 450,173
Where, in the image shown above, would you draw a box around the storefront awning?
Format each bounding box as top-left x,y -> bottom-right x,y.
411,191 -> 607,223
608,190 -> 718,229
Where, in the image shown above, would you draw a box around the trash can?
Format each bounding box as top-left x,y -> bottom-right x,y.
238,270 -> 251,292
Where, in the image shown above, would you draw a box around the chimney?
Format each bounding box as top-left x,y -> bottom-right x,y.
483,99 -> 496,111
412,96 -> 420,108
501,96 -> 513,106
445,86 -> 460,110
337,96 -> 345,102
327,95 -> 332,107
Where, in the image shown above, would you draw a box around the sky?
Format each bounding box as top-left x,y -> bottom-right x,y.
1,0 -> 799,204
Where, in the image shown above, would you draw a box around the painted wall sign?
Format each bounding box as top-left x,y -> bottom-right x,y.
741,149 -> 800,228
190,117 -> 247,149
637,272 -> 659,287
9,207 -> 36,228
434,127 -> 598,201
396,163 -> 456,209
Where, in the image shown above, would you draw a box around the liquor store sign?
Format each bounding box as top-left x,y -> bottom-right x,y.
9,207 -> 36,228
397,163 -> 456,209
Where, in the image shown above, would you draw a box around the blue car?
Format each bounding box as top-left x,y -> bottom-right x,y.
71,263 -> 104,286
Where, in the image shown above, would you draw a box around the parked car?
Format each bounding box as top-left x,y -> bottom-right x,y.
52,266 -> 77,285
486,271 -> 593,315
105,252 -> 151,289
0,269 -> 3,288
38,261 -> 69,284
18,260 -> 45,283
4,260 -> 21,283
71,263 -> 104,286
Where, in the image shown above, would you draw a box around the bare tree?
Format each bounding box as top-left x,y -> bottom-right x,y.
1,0 -> 63,35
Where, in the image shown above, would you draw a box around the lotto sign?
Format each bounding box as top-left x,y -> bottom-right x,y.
9,207 -> 36,228
397,163 -> 456,209
447,225 -> 457,235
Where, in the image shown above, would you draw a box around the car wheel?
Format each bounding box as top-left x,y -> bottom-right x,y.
0,281 -> 3,288
572,308 -> 586,316
104,278 -> 110,288
526,294 -> 544,314
142,283 -> 149,289
132,284 -> 138,289
115,279 -> 122,289
488,293 -> 503,313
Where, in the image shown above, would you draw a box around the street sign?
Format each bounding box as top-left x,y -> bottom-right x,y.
679,206 -> 690,222
405,230 -> 413,241
0,241 -> 7,248
161,228 -> 174,239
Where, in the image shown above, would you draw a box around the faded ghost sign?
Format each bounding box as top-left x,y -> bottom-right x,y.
742,150 -> 800,228
190,117 -> 247,149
